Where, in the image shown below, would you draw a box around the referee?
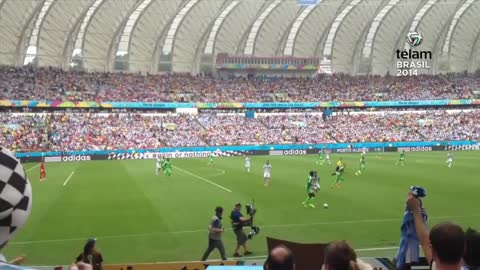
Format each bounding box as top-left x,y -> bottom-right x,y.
201,206 -> 227,261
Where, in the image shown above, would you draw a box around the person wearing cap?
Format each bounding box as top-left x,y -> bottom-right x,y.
201,206 -> 227,261
395,186 -> 428,270
76,239 -> 103,270
230,202 -> 252,257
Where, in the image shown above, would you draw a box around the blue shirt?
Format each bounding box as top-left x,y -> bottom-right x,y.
231,210 -> 243,223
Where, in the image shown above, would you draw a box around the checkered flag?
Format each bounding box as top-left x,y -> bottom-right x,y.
0,146 -> 32,249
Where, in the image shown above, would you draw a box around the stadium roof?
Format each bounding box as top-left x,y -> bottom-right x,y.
0,0 -> 479,75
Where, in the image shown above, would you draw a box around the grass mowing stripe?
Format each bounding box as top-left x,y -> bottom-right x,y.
62,171 -> 76,186
10,214 -> 480,245
173,165 -> 232,192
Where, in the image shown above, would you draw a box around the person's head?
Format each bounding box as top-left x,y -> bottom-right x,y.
235,202 -> 241,211
309,171 -> 315,177
215,206 -> 223,219
83,239 -> 96,256
266,160 -> 270,165
429,222 -> 465,266
265,245 -> 295,270
464,228 -> 480,270
324,240 -> 358,270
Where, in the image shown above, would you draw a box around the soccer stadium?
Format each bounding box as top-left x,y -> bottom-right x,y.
0,0 -> 480,270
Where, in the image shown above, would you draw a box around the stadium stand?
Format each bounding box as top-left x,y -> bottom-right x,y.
0,67 -> 478,102
1,110 -> 479,152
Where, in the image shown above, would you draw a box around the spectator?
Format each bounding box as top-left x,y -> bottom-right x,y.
323,241 -> 372,270
76,239 -> 103,270
0,147 -> 32,267
406,195 -> 465,270
463,228 -> 480,270
264,245 -> 295,270
0,66 -> 477,102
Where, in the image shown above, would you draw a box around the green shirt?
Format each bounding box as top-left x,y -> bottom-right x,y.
164,160 -> 172,169
360,156 -> 366,164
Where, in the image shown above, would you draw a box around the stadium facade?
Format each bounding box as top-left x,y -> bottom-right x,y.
1,0 -> 480,75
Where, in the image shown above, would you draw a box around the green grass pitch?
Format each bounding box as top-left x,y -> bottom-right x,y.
4,151 -> 480,265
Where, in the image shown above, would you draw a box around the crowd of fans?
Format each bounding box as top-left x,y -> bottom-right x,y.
1,110 -> 478,152
1,66 -> 479,102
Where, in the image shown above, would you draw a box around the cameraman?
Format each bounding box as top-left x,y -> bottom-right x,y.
230,202 -> 253,257
201,206 -> 227,261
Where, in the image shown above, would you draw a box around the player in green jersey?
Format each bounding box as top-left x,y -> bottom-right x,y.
207,153 -> 214,166
355,154 -> 366,175
155,157 -> 165,175
303,171 -> 320,208
316,149 -> 324,165
163,158 -> 172,176
396,150 -> 406,166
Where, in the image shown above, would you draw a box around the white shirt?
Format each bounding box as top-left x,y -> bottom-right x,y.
263,164 -> 272,173
245,157 -> 251,166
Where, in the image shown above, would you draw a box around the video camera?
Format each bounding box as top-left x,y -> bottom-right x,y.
245,203 -> 259,239
245,204 -> 257,216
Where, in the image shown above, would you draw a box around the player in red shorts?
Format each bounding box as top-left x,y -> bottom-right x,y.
40,162 -> 46,181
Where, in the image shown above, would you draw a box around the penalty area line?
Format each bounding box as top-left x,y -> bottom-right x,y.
63,171 -> 76,186
172,165 -> 231,192
25,164 -> 40,172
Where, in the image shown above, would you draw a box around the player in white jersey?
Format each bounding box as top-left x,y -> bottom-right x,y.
245,156 -> 251,172
325,151 -> 331,164
446,152 -> 454,168
155,157 -> 164,175
263,160 -> 272,187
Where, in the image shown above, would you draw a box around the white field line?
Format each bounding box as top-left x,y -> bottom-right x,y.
62,171 -> 76,186
173,165 -> 231,192
210,168 -> 226,178
25,164 -> 40,172
10,214 -> 480,245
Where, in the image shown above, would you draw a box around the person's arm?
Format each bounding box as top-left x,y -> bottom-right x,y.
239,216 -> 251,222
233,211 -> 250,222
210,219 -> 224,233
9,256 -> 26,265
407,194 -> 432,262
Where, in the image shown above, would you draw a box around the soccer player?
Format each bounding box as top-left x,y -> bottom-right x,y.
303,171 -> 320,208
355,153 -> 367,175
207,152 -> 214,166
163,158 -> 172,176
40,162 -> 46,181
396,150 -> 406,166
245,156 -> 251,172
263,160 -> 272,187
446,152 -> 454,168
325,150 -> 331,164
331,158 -> 345,189
316,149 -> 324,165
155,157 -> 164,175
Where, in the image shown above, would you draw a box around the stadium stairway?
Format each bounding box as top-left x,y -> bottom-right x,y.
415,130 -> 428,140
195,119 -> 211,145
326,131 -> 340,143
